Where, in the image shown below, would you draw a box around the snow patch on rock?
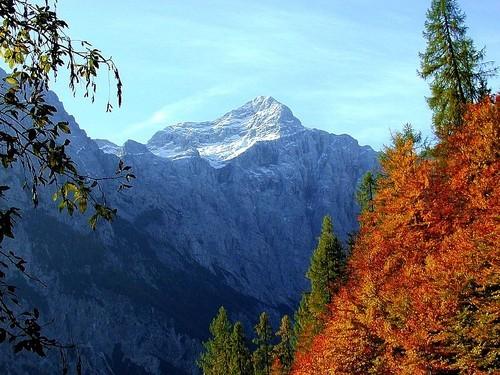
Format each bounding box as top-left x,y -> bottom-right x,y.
146,96 -> 305,167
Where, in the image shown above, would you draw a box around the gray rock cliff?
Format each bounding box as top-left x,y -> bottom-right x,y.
0,95 -> 378,374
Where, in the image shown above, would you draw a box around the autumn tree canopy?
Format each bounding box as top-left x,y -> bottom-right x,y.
290,4 -> 498,371
292,99 -> 499,374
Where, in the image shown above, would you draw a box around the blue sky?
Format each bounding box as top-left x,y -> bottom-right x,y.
49,0 -> 500,150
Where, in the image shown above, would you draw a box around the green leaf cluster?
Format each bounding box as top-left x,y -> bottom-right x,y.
0,0 -> 133,363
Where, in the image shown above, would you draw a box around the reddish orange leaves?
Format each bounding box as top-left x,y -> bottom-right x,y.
292,100 -> 500,374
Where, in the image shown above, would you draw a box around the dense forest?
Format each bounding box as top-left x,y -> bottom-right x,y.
291,96 -> 499,374
198,0 -> 499,374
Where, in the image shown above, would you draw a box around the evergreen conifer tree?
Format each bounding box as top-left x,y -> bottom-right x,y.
229,322 -> 252,375
272,315 -> 294,374
306,215 -> 343,320
253,312 -> 274,375
419,0 -> 495,136
293,216 -> 344,349
198,307 -> 233,375
292,292 -> 310,348
356,172 -> 377,213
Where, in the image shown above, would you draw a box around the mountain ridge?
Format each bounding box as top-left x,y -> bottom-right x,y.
97,96 -> 374,168
0,90 -> 379,374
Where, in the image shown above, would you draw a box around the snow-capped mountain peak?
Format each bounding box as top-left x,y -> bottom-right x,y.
145,96 -> 304,167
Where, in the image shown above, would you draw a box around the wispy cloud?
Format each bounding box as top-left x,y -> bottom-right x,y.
121,84 -> 239,142
53,0 -> 499,150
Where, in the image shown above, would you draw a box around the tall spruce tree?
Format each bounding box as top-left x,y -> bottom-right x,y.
306,215 -> 343,321
253,312 -> 274,375
272,315 -> 294,374
293,216 -> 344,348
419,0 -> 495,137
229,322 -> 252,375
198,307 -> 233,375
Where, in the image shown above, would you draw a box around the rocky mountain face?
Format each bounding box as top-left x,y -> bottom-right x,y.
146,96 -> 304,166
0,95 -> 378,374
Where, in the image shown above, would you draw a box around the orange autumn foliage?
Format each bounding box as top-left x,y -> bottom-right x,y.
271,357 -> 286,375
292,100 -> 499,374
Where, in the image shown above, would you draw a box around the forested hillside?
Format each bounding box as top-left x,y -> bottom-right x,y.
198,1 -> 499,373
292,98 -> 499,374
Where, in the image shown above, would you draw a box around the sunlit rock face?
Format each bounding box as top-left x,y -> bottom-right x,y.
146,96 -> 304,167
111,96 -> 378,305
0,95 -> 378,374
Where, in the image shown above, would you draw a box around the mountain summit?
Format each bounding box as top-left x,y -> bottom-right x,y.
2,90 -> 379,374
146,96 -> 304,167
